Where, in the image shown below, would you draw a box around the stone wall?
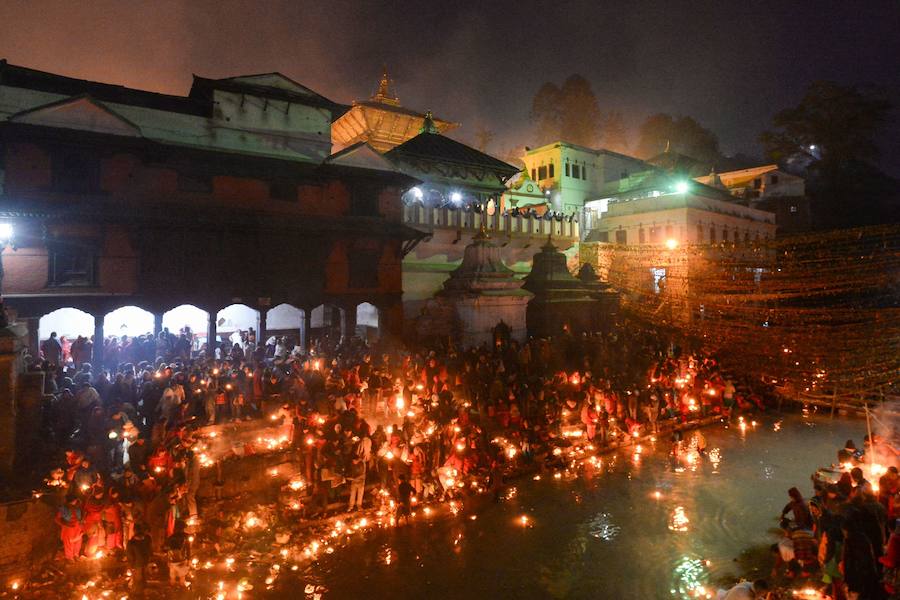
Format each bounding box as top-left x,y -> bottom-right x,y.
197,450 -> 302,501
0,498 -> 58,585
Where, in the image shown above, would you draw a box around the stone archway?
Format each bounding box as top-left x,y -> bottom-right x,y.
356,302 -> 380,342
162,304 -> 209,354
38,307 -> 95,366
103,305 -> 154,339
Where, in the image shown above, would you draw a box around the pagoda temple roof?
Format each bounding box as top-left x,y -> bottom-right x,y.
386,131 -> 519,180
354,99 -> 455,123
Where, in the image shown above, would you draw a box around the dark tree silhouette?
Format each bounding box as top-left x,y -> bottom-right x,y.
530,75 -> 603,147
635,113 -> 722,165
761,81 -> 896,229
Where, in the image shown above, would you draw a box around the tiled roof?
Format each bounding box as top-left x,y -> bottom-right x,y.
386,132 -> 519,177
0,59 -> 208,116
189,74 -> 348,119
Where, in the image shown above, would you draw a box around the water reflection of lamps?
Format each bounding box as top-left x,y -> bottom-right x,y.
0,222 -> 15,327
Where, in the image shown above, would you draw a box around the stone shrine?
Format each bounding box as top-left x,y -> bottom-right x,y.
414,230 -> 530,347
523,238 -> 603,338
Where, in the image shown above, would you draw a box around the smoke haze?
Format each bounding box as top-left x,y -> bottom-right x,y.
2,0 -> 898,172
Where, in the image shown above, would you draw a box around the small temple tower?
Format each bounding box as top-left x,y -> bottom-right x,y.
523,238 -> 603,338
415,230 -> 531,347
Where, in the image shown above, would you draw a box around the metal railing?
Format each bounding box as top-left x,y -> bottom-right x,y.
403,205 -> 580,239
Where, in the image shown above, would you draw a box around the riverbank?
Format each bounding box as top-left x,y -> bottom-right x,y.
13,407 -> 866,599
290,412 -> 862,599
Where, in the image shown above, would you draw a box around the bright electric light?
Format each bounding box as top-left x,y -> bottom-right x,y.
450,191 -> 462,204
0,223 -> 12,242
665,238 -> 679,250
674,181 -> 689,194
809,144 -> 817,151
411,187 -> 423,200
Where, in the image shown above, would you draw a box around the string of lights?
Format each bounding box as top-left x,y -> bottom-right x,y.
589,223 -> 900,397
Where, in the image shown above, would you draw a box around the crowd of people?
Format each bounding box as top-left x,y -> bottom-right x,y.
770,434 -> 900,599
27,322 -> 771,594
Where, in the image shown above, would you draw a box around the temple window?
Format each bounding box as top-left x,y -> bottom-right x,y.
47,242 -> 97,287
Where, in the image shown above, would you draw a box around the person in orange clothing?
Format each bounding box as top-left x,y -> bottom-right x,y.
82,487 -> 108,557
55,496 -> 84,561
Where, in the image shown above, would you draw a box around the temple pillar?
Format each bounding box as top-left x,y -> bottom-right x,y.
257,310 -> 267,351
0,324 -> 26,477
153,313 -> 163,336
301,310 -> 311,354
342,305 -> 357,340
92,318 -> 104,367
207,312 -> 217,359
23,317 -> 39,358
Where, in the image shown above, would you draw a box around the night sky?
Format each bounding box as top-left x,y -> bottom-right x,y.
3,1 -> 899,173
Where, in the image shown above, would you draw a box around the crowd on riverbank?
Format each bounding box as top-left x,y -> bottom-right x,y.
22,324 -> 776,596
767,432 -> 900,599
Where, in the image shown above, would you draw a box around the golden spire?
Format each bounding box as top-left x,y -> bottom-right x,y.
372,65 -> 400,106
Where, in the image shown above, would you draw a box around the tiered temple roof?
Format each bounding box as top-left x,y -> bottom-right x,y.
331,69 -> 457,152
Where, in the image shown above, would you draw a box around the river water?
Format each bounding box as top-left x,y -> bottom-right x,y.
284,413 -> 860,600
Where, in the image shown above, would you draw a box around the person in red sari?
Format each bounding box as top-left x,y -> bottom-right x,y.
55,496 -> 84,561
82,487 -> 107,557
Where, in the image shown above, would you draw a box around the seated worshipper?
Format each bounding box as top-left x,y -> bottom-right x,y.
772,521 -> 818,578
780,487 -> 813,530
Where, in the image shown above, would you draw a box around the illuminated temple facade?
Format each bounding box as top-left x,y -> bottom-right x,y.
332,71 -> 582,336
0,60 -> 422,361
